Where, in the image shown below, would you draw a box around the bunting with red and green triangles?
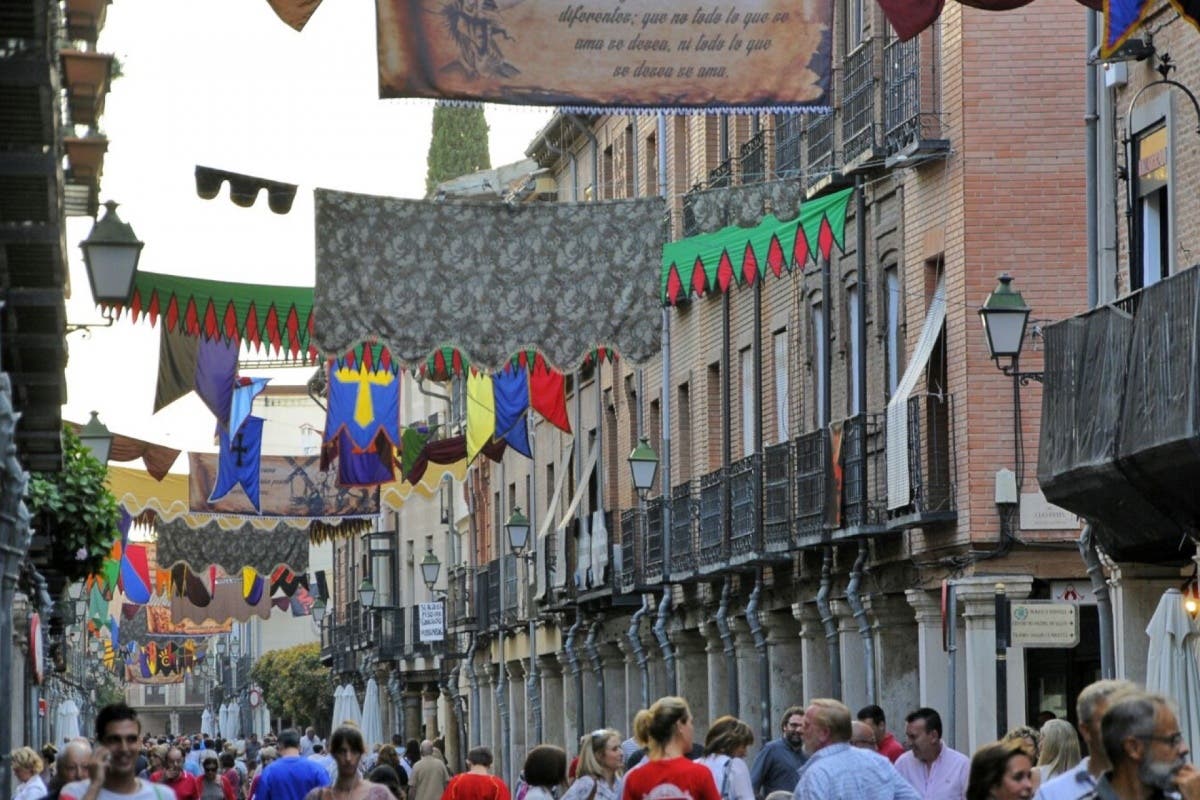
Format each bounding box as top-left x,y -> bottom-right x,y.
661,186 -> 854,306
103,270 -> 318,362
419,346 -> 469,380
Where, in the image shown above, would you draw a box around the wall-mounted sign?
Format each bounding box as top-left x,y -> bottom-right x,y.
418,602 -> 444,643
1010,601 -> 1080,648
1020,491 -> 1080,531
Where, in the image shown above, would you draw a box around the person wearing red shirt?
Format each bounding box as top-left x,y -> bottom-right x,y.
857,705 -> 905,763
151,748 -> 202,800
622,697 -> 720,800
439,747 -> 509,800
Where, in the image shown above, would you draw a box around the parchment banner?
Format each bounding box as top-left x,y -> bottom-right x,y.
188,454 -> 380,517
376,0 -> 832,110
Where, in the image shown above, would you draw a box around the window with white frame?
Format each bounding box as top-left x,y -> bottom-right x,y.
813,301 -> 828,426
740,346 -> 755,456
773,330 -> 789,443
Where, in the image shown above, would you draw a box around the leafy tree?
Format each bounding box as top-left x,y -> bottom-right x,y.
26,425 -> 121,582
425,103 -> 491,196
249,643 -> 333,732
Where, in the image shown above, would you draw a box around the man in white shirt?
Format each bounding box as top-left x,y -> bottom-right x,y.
1034,680 -> 1136,800
61,703 -> 173,800
894,708 -> 969,800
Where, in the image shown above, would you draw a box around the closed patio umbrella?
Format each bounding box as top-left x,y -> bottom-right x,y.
360,678 -> 382,751
1146,588 -> 1200,753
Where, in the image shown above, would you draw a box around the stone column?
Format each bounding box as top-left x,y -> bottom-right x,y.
833,599 -> 867,710
478,660 -> 495,751
864,593 -> 918,732
699,619 -> 729,730
404,689 -> 423,741
734,622 -> 763,730
600,640 -> 627,731
555,649 -> 581,746
507,657 -> 527,762
765,609 -> 803,727
674,628 -> 710,739
793,602 -> 831,701
955,576 -> 1033,754
617,628 -> 641,729
422,686 -> 440,740
1107,563 -> 1178,685
540,653 -> 565,748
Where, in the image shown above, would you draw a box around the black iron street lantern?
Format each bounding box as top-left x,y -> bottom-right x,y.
79,200 -> 143,305
358,577 -> 376,609
979,274 -> 1031,363
312,597 -> 327,625
78,411 -> 113,466
420,549 -> 441,593
627,436 -> 659,500
505,508 -> 531,556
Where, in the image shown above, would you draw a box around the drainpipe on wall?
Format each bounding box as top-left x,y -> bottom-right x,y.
564,611 -> 585,741
585,616 -> 606,724
464,636 -> 479,746
746,571 -> 770,745
715,577 -> 738,716
816,547 -> 842,700
627,595 -> 651,710
653,586 -> 676,695
565,114 -> 599,200
1086,11 -> 1099,308
845,541 -> 875,705
1079,524 -> 1116,679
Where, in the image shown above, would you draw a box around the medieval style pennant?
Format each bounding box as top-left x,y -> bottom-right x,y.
529,354 -> 571,433
334,431 -> 395,488
195,336 -> 239,429
270,567 -> 309,597
465,371 -> 495,464
155,326 -> 199,413
325,360 -> 401,452
209,416 -> 265,510
119,543 -> 153,606
230,377 -> 271,437
492,367 -> 531,459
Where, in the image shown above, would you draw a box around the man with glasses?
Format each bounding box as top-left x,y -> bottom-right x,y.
60,703 -> 175,800
1034,679 -> 1136,800
751,706 -> 809,798
1082,692 -> 1200,800
150,748 -> 201,800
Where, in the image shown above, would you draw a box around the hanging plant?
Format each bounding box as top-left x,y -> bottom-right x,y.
26,425 -> 121,583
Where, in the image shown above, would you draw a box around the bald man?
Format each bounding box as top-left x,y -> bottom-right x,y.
850,722 -> 878,752
45,740 -> 93,800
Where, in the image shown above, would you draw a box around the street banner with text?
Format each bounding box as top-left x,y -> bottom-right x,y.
376,0 -> 832,111
418,602 -> 445,642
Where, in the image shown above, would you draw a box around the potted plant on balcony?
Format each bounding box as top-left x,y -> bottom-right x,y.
26,425 -> 121,589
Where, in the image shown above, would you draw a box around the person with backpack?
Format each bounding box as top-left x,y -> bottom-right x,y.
560,730 -> 623,800
696,717 -> 755,800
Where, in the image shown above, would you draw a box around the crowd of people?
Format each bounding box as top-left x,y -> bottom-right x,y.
13,679 -> 1200,800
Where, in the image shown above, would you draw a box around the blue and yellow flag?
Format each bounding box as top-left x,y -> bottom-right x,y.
325,360 -> 400,452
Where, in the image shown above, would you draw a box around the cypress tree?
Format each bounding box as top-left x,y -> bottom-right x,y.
425,103 -> 492,197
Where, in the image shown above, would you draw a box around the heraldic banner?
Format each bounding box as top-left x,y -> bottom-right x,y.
375,0 -> 832,111
188,454 -> 380,517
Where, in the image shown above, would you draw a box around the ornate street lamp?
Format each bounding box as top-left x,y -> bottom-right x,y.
312,597 -> 327,625
420,549 -> 441,593
78,411 -> 113,466
216,638 -> 227,658
627,436 -> 659,500
79,200 -> 142,305
505,508 -> 531,556
358,577 -> 376,609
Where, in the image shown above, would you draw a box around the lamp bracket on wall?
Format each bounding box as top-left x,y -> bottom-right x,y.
66,306 -> 117,336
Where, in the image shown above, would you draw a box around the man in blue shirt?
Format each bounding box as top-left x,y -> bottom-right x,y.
257,729 -> 330,800
792,699 -> 919,800
751,706 -> 809,797
1034,680 -> 1136,800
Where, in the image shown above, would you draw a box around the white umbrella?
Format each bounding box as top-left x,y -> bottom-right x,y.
1146,588 -> 1200,753
217,702 -> 229,737
201,708 -> 215,738
331,684 -> 346,729
59,699 -> 81,741
337,683 -> 362,728
226,699 -> 241,739
360,678 -> 382,751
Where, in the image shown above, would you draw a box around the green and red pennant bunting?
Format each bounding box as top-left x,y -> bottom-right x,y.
661,186 -> 854,306
104,271 -> 318,363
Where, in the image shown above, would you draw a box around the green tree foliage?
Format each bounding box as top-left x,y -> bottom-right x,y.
425,103 -> 491,197
26,425 -> 121,582
249,643 -> 333,732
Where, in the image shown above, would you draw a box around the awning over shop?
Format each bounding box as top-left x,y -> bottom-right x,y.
661,187 -> 853,306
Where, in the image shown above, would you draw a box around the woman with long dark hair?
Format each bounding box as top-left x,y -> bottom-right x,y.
304,727 -> 393,800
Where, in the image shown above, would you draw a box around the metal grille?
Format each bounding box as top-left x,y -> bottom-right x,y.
842,414 -> 887,528
883,27 -> 942,156
907,393 -> 955,514
794,429 -> 827,542
502,553 -> 519,624
697,468 -> 725,568
842,40 -> 876,164
378,607 -> 405,661
774,114 -> 804,178
619,508 -> 638,591
486,560 -> 500,629
448,567 -> 470,627
762,442 -> 792,552
806,113 -> 836,186
739,132 -> 766,184
682,183 -> 702,237
709,158 -> 733,189
670,482 -> 696,578
642,497 -> 664,584
475,568 -> 491,630
728,455 -> 759,558
410,605 -> 433,654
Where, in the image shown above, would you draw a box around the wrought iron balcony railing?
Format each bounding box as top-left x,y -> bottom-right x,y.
485,559 -> 500,629
709,158 -> 734,190
842,40 -> 877,166
728,454 -> 760,563
840,413 -> 888,533
762,441 -> 793,553
682,182 -> 703,238
408,604 -> 436,656
774,114 -> 805,179
739,132 -> 767,184
794,428 -> 828,546
447,567 -> 472,629
641,497 -> 664,585
669,482 -> 696,580
887,393 -> 957,528
806,112 -> 837,188
619,508 -> 638,593
377,606 -> 405,661
882,25 -> 947,160
697,468 -> 725,572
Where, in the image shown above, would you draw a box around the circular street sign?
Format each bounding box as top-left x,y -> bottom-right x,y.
249,687 -> 263,709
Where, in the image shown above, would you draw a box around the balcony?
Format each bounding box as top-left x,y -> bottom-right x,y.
641,497 -> 664,585
842,40 -> 878,169
475,567 -> 491,631
805,112 -> 837,193
408,605 -> 436,657
376,606 -> 406,662
1038,266 -> 1200,564
708,158 -> 734,190
681,182 -> 703,238
728,455 -> 760,564
447,567 -> 474,631
696,468 -> 725,573
669,483 -> 697,581
739,131 -> 767,185
485,559 -> 500,629
347,600 -> 374,650
618,509 -> 638,593
762,442 -> 793,554
794,429 -> 829,546
886,393 -> 956,529
882,28 -> 949,165
774,114 -> 804,179
837,413 -> 888,538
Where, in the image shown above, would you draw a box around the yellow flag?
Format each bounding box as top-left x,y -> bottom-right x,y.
466,372 -> 496,464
